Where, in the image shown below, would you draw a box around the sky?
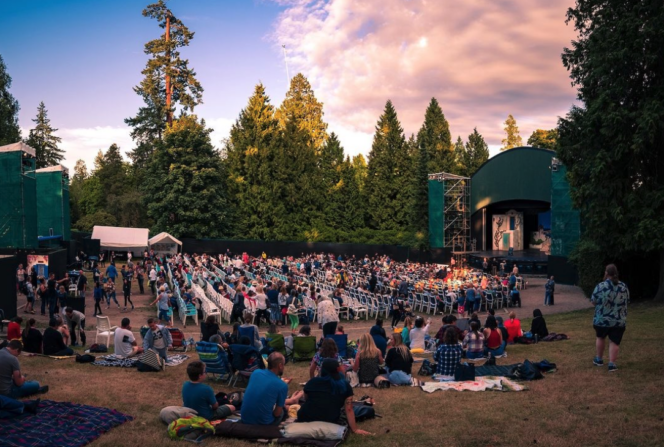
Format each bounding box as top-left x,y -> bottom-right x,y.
0,0 -> 579,173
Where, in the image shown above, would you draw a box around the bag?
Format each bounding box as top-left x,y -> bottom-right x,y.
352,405 -> 376,422
510,360 -> 544,381
374,375 -> 391,389
299,315 -> 310,325
167,416 -> 215,441
89,344 -> 108,353
454,362 -> 476,381
76,354 -> 96,363
418,359 -> 433,376
137,348 -> 165,372
457,304 -> 465,314
216,391 -> 243,410
346,370 -> 360,388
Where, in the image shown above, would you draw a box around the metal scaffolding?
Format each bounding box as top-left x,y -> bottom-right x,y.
428,172 -> 471,254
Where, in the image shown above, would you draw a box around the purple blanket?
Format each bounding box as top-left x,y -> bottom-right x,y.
0,400 -> 133,447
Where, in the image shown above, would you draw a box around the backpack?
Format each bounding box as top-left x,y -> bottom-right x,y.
137,348 -> 165,372
352,405 -> 376,422
167,416 -> 215,441
89,344 -> 108,353
418,359 -> 434,376
76,354 -> 96,363
510,360 -> 544,381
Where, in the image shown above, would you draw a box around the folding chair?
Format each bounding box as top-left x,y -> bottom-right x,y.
291,336 -> 317,362
229,343 -> 262,387
265,332 -> 287,357
95,316 -> 118,345
325,334 -> 348,358
195,341 -> 232,382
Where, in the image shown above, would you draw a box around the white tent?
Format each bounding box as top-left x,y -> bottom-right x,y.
91,226 -> 149,253
148,232 -> 182,255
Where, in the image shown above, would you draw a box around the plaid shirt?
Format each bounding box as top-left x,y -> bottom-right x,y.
462,332 -> 485,353
434,343 -> 463,376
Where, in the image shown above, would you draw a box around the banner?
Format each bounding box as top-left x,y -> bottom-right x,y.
27,254 -> 49,278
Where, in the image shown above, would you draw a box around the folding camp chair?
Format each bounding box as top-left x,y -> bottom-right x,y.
265,333 -> 287,357
291,336 -> 317,362
195,341 -> 232,382
325,334 -> 348,358
229,343 -> 262,387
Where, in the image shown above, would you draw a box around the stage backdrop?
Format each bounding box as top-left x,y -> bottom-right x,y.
492,210 -> 524,250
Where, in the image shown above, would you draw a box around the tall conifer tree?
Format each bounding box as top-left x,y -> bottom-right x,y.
0,54 -> 21,146
465,128 -> 490,176
409,133 -> 430,241
365,100 -> 411,231
417,98 -> 454,173
25,102 -> 64,168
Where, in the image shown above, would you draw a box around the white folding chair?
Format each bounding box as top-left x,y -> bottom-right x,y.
95,316 -> 118,346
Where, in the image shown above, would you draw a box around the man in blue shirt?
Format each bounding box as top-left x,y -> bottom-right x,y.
241,353 -> 302,425
182,361 -> 235,420
106,263 -> 118,282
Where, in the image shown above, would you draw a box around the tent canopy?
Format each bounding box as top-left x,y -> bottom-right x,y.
91,226 -> 149,251
149,232 -> 182,247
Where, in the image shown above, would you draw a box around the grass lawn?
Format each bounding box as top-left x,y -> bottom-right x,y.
15,300 -> 664,447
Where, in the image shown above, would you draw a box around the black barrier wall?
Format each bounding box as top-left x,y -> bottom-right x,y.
0,255 -> 18,319
182,238 -> 451,264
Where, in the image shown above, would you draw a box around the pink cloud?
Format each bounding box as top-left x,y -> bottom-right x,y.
272,0 -> 578,149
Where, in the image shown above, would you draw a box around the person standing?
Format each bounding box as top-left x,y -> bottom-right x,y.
136,264 -> 145,295
544,276 -> 555,306
143,318 -> 173,361
64,307 -> 86,347
16,264 -> 26,295
122,277 -> 134,311
591,264 -> 630,372
93,281 -> 103,317
76,270 -> 87,299
149,266 -> 158,295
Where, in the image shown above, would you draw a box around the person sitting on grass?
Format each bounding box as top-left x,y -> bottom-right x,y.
297,359 -> 372,435
462,321 -> 485,359
0,394 -> 40,419
529,309 -> 549,341
370,319 -> 388,357
182,361 -> 235,421
503,311 -> 523,343
385,333 -> 414,385
241,353 -> 303,426
114,318 -> 144,358
401,317 -> 414,348
310,338 -> 345,379
435,314 -> 465,345
143,317 -> 173,362
434,327 -> 463,379
21,318 -> 42,354
0,340 -> 49,398
43,317 -> 74,356
409,316 -> 431,352
483,315 -> 506,358
353,334 -> 384,385
6,317 -> 22,341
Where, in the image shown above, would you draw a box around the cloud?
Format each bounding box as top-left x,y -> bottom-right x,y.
272,0 -> 578,155
57,126 -> 134,173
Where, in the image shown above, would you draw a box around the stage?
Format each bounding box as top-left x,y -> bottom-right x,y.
466,249 -> 548,275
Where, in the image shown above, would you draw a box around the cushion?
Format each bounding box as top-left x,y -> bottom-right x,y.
281,422 -> 347,440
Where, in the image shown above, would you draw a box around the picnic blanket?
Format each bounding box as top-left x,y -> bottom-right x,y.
22,353 -> 77,360
421,377 -> 528,393
93,354 -> 189,368
0,399 -> 132,447
475,364 -> 517,377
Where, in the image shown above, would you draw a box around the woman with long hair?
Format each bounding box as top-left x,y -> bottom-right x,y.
434,327 -> 463,377
401,316 -> 414,347
309,338 -> 344,379
353,333 -> 384,385
385,332 -> 414,384
462,320 -> 485,359
483,315 -> 506,358
530,308 -> 549,340
21,318 -> 42,354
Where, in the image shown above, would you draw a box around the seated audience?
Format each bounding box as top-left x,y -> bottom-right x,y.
0,340 -> 49,398
182,361 -> 235,420
483,315 -> 506,358
309,338 -> 344,379
462,321 -> 485,359
114,318 -> 144,358
7,317 -> 22,341
434,327 -> 463,378
21,318 -> 42,354
335,325 -> 345,335
0,394 -> 40,419
239,310 -> 262,351
435,314 -> 465,345
353,334 -> 384,385
503,312 -> 523,343
241,353 -> 303,425
385,333 -> 414,384
401,317 -> 413,347
510,287 -> 521,307
43,317 -> 74,356
297,359 -> 371,435
409,317 -> 431,351
530,309 -> 549,340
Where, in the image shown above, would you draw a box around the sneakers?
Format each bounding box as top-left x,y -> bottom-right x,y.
495,352 -> 508,358
608,363 -> 618,372
593,357 -> 604,366
37,386 -> 49,394
24,398 -> 40,414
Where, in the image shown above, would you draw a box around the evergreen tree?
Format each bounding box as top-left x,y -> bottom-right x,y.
69,160 -> 88,225
464,128 -> 490,176
276,73 -> 328,152
527,129 -> 558,150
352,154 -> 367,191
95,143 -> 128,208
319,133 -> 346,233
417,98 -> 454,173
365,100 -> 411,231
24,102 -> 64,168
125,0 -> 203,168
338,156 -> 365,234
559,0 -> 664,299
144,115 -> 229,238
501,114 -> 523,150
0,54 -> 21,146
453,136 -> 466,175
409,133 -> 430,243
225,84 -> 279,239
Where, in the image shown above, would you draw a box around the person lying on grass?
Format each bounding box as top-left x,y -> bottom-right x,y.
298,359 -> 372,435
182,361 -> 235,421
241,353 -> 303,426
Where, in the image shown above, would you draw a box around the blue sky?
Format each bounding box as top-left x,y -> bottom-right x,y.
0,0 -> 579,172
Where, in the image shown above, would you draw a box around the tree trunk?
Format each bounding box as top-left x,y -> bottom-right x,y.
165,14 -> 172,127
656,248 -> 664,301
